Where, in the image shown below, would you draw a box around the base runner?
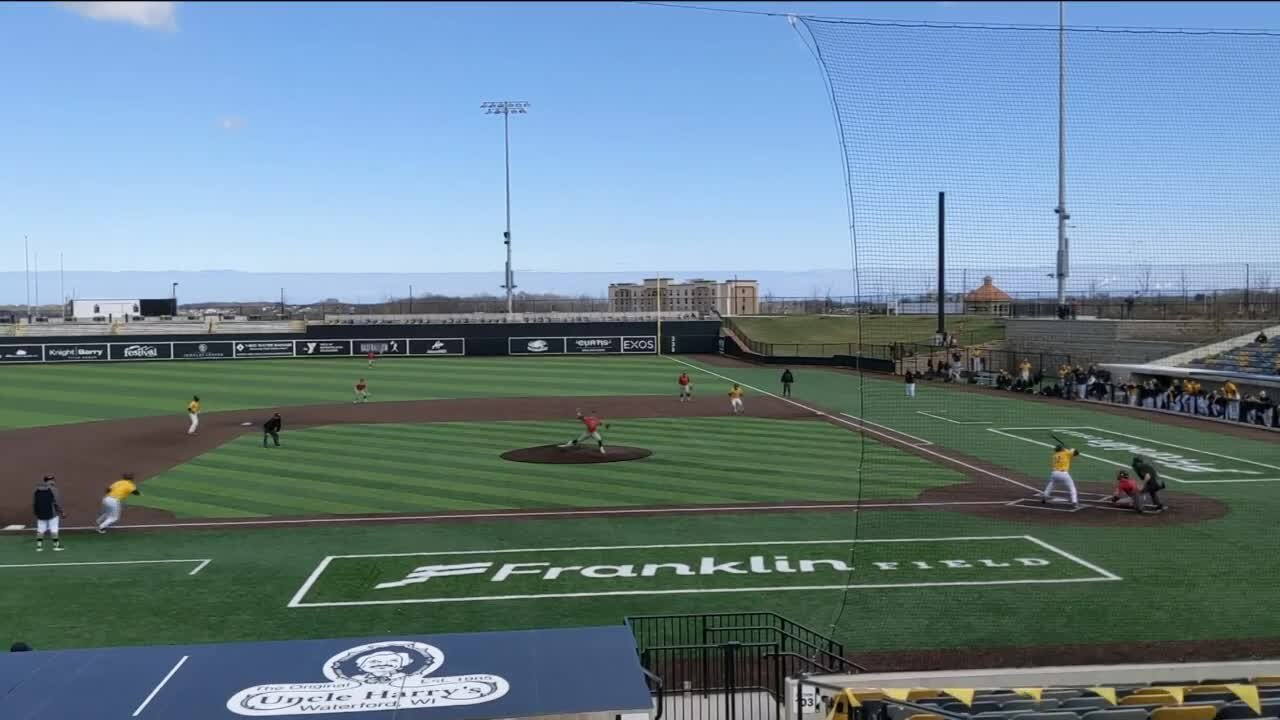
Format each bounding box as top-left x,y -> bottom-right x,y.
33,475 -> 65,552
1041,443 -> 1080,508
354,378 -> 369,404
96,472 -> 140,534
560,410 -> 609,455
187,395 -> 201,435
678,372 -> 693,402
729,384 -> 745,415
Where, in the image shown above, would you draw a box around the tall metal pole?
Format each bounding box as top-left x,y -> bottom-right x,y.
409,284 -> 414,314
24,235 -> 30,322
937,191 -> 946,339
482,100 -> 529,315
1055,0 -> 1070,316
504,109 -> 513,315
60,253 -> 65,307
34,252 -> 39,318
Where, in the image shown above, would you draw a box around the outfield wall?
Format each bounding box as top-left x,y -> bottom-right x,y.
0,321 -> 720,364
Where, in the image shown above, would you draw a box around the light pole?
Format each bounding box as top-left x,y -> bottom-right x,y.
1054,0 -> 1071,318
481,100 -> 530,315
172,282 -> 179,313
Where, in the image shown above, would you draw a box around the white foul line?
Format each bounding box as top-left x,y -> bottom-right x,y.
132,655 -> 188,717
45,500 -> 1012,532
840,413 -> 933,446
1021,535 -> 1123,581
917,411 -> 991,426
668,357 -> 1038,493
0,558 -> 211,573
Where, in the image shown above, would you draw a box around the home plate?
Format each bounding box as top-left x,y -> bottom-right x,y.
240,422 -> 253,426
3,524 -> 25,531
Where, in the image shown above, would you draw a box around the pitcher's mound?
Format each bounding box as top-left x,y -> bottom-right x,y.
501,444 -> 652,464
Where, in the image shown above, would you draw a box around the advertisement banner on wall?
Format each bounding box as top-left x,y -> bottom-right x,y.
296,340 -> 352,357
45,343 -> 109,362
408,338 -> 466,356
621,336 -> 658,354
354,339 -> 407,356
234,340 -> 295,358
509,337 -> 566,355
173,341 -> 235,360
109,343 -> 174,361
0,345 -> 43,362
565,337 -> 620,354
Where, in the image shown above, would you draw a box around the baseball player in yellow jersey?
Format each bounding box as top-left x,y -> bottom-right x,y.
187,395 -> 201,435
728,384 -> 745,415
96,472 -> 141,534
1042,443 -> 1081,507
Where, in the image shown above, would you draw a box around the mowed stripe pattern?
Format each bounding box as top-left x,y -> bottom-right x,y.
135,418 -> 965,518
0,356 -> 682,429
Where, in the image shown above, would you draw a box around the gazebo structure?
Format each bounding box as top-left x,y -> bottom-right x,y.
965,276 -> 1012,316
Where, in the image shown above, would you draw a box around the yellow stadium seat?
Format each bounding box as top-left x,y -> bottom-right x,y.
1185,685 -> 1233,694
1151,706 -> 1217,720
907,714 -> 944,720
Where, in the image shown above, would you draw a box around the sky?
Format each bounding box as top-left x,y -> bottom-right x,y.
2,1 -> 1279,281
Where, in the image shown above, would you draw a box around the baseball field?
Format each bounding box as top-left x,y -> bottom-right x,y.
1,353 -> 1278,669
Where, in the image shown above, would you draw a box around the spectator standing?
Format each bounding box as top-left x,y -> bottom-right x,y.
1223,381 -> 1241,421
1257,331 -> 1269,344
1019,359 -> 1032,384
904,370 -> 916,399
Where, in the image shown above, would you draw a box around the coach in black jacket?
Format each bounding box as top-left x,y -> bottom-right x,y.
263,413 -> 282,448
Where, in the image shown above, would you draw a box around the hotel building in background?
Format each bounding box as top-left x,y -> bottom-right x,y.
608,278 -> 759,316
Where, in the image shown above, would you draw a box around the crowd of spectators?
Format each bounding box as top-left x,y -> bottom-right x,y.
914,355 -> 1278,430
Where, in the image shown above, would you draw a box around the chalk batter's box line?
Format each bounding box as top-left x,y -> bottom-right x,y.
988,426 -> 1280,484
287,535 -> 1121,608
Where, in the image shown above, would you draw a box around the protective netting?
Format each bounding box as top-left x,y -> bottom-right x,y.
801,18 -> 1280,309
795,17 -> 1280,651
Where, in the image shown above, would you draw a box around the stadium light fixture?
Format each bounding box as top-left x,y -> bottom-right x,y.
481,100 -> 531,315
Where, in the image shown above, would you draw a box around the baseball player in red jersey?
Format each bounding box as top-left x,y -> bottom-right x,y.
560,410 -> 610,454
678,372 -> 693,402
354,378 -> 369,404
367,352 -> 377,368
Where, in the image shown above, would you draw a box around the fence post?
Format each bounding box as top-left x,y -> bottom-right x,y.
724,642 -> 739,720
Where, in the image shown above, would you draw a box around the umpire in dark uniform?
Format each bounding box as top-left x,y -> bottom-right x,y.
1132,456 -> 1166,512
263,413 -> 282,448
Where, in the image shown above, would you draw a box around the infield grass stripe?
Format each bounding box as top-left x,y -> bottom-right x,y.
139,470 -> 397,514
164,460 -> 509,511
134,485 -> 319,516
187,432 -> 801,506
298,433 -> 860,501
177,453 -> 613,509
130,493 -> 270,518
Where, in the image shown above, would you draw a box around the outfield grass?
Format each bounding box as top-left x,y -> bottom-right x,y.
3,353 -> 1280,660
731,315 -> 1004,348
137,418 -> 965,518
0,356 -> 682,429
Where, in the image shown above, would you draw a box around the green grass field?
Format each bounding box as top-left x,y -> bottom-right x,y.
731,315 -> 1005,348
2,353 -> 1278,663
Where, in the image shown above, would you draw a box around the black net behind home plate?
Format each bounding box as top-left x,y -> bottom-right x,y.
796,16 -> 1280,644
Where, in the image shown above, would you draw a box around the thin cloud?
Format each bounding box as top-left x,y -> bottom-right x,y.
218,116 -> 247,132
57,2 -> 178,31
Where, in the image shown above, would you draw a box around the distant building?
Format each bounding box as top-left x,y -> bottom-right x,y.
65,298 -> 178,321
608,278 -> 759,315
965,276 -> 1012,316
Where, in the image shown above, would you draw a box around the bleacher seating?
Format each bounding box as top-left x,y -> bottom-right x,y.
1186,337 -> 1280,377
825,678 -> 1280,720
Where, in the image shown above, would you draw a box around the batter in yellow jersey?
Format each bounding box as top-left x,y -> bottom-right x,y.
96,473 -> 140,534
1042,444 -> 1081,507
187,395 -> 201,436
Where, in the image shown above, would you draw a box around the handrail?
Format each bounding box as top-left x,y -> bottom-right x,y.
642,667 -> 664,720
